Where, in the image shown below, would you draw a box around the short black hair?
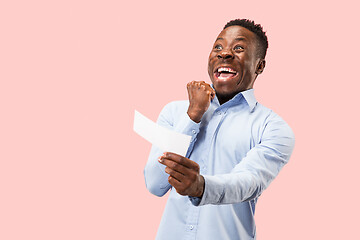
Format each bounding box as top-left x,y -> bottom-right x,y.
224,19 -> 268,59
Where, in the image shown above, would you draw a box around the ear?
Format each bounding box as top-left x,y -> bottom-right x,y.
255,59 -> 266,75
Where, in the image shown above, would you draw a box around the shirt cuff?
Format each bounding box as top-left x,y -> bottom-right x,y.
173,112 -> 201,143
189,196 -> 202,206
195,175 -> 225,206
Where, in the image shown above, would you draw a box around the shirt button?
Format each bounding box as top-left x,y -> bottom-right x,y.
192,130 -> 196,134
218,112 -> 222,115
189,225 -> 194,230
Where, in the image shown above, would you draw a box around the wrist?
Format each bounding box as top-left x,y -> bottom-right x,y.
187,108 -> 204,123
194,175 -> 205,198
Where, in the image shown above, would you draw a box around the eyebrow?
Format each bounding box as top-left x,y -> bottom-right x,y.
234,37 -> 247,42
215,37 -> 247,42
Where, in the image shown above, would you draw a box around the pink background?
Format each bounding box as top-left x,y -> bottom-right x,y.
1,0 -> 359,239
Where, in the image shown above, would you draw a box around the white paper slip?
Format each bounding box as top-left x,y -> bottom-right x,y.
133,110 -> 191,157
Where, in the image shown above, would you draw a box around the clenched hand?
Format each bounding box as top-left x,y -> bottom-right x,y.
187,81 -> 215,123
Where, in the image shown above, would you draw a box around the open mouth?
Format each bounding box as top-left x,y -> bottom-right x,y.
214,67 -> 237,80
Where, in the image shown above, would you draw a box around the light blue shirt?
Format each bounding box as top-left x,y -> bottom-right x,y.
144,89 -> 295,240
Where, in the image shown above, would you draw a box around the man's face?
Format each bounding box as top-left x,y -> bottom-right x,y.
208,26 -> 262,100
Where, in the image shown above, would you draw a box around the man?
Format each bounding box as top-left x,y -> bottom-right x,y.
144,19 -> 295,240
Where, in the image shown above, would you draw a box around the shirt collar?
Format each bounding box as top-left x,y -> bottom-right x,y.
211,85 -> 258,112
240,89 -> 257,112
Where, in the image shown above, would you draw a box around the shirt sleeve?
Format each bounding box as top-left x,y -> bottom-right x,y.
144,101 -> 201,197
191,113 -> 295,206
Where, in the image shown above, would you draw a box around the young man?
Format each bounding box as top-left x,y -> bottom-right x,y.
144,19 -> 295,240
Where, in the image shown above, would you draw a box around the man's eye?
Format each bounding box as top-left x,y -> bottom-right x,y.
234,45 -> 244,50
214,45 -> 222,50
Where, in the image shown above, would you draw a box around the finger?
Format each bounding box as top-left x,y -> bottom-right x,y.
159,157 -> 192,175
210,89 -> 216,99
167,176 -> 186,195
201,83 -> 215,96
161,152 -> 200,171
200,82 -> 210,90
188,81 -> 195,86
165,166 -> 185,182
201,82 -> 211,88
206,90 -> 215,100
195,82 -> 201,89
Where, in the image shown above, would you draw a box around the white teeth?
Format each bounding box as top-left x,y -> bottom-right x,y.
217,67 -> 236,73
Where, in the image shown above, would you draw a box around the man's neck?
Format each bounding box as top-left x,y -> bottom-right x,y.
217,94 -> 233,105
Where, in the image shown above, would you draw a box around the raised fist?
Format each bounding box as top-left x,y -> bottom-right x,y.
186,81 -> 215,123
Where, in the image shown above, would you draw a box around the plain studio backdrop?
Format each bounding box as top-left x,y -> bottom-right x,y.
1,0 -> 359,239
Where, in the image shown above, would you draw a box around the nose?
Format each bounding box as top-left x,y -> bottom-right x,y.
217,50 -> 234,60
